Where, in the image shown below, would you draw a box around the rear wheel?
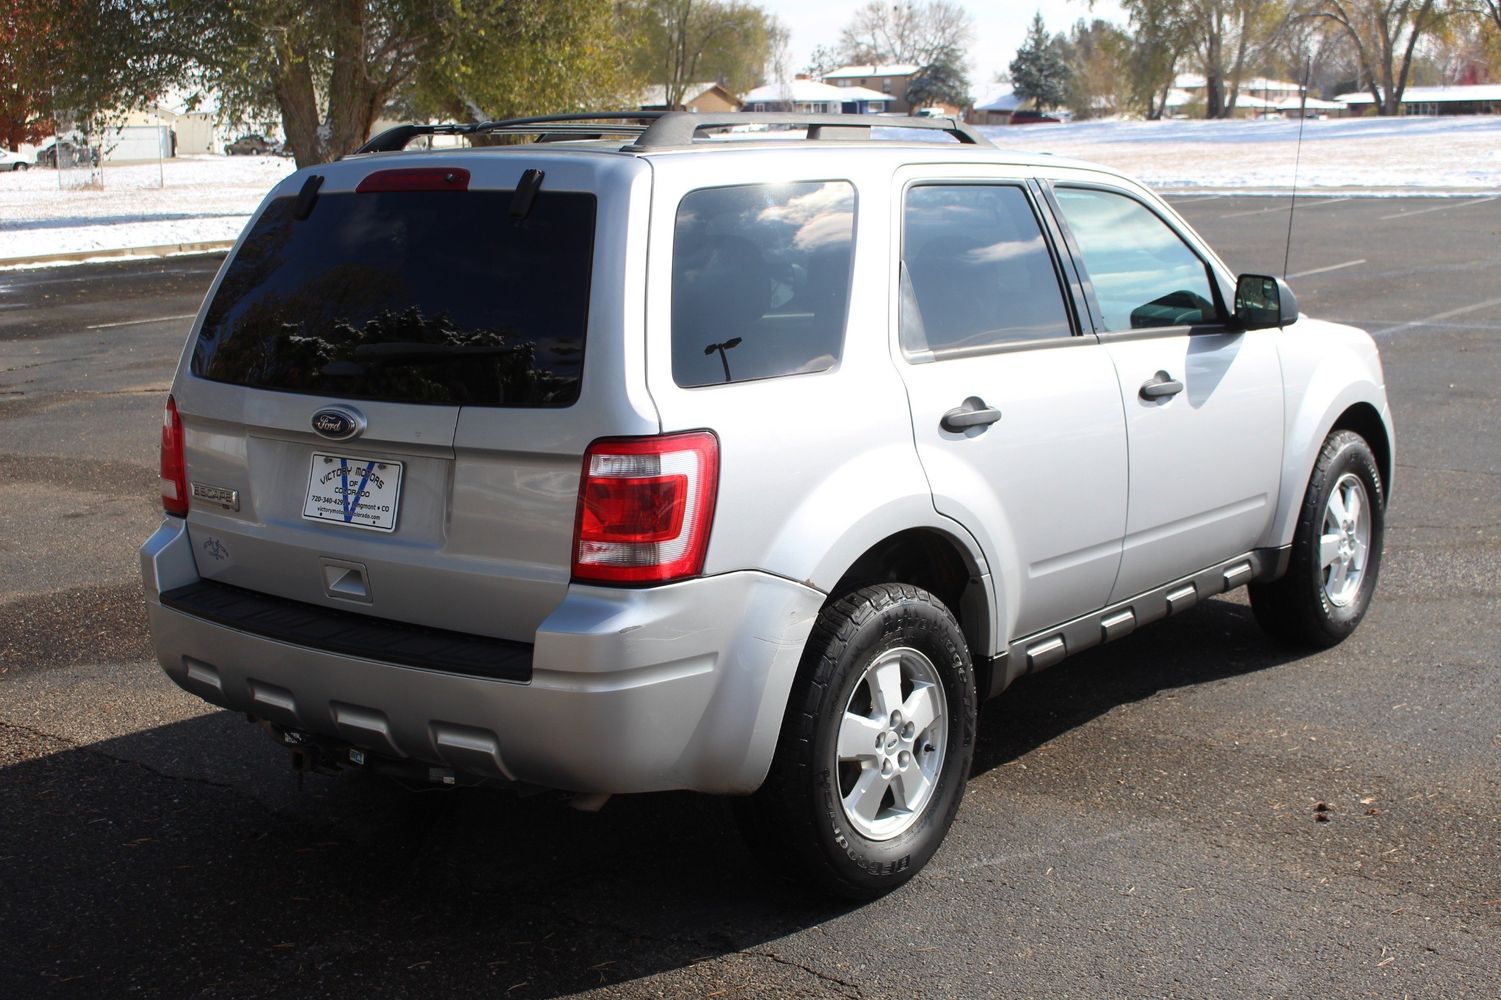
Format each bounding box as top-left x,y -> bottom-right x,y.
739,583 -> 976,899
1250,429 -> 1385,647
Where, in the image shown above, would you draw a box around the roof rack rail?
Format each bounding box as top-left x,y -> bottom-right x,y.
627,111 -> 992,149
355,110 -> 993,155
357,112 -> 666,153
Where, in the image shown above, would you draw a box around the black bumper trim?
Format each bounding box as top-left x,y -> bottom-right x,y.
158,579 -> 533,683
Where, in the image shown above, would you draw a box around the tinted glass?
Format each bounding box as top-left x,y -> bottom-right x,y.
672,181 -> 854,387
1053,187 -> 1218,332
901,184 -> 1071,356
192,189 -> 595,406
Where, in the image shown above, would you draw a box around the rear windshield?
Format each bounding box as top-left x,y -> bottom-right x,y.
192,188 -> 595,406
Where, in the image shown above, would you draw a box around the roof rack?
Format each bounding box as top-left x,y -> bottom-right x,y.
356,110 -> 992,154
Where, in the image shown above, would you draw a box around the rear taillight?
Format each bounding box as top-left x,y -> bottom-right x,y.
160,394 -> 188,516
572,431 -> 719,585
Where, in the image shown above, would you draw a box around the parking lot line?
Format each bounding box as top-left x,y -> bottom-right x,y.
1374,294 -> 1501,338
1287,258 -> 1366,279
85,313 -> 197,330
1378,196 -> 1498,222
1219,197 -> 1348,219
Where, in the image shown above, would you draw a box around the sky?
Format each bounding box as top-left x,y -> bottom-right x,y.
757,0 -> 1129,89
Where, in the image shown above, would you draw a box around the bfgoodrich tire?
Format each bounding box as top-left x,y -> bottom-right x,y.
739,583 -> 976,899
1250,429 -> 1385,648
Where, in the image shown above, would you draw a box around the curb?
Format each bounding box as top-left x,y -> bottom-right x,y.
0,240 -> 234,269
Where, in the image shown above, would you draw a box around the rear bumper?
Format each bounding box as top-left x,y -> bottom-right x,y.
141,517 -> 824,794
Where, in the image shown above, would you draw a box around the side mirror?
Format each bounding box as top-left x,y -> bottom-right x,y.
1234,274 -> 1299,329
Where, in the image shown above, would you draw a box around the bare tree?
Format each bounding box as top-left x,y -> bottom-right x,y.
1304,0 -> 1448,114
837,0 -> 974,67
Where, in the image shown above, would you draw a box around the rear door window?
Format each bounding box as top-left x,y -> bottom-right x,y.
671,181 -> 855,387
192,188 -> 596,406
900,183 -> 1073,357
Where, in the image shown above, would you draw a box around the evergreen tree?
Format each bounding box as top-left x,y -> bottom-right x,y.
1008,12 -> 1070,110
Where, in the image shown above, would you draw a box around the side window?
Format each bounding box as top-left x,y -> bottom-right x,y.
671,181 -> 854,388
1052,187 -> 1219,332
900,184 -> 1072,357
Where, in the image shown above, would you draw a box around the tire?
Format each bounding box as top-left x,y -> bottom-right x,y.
1249,429 -> 1385,648
13,162 -> 27,172
738,583 -> 977,899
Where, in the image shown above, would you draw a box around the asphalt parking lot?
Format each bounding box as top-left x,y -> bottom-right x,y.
1,194 -> 1498,999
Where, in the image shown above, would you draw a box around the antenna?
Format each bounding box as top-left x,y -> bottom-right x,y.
1283,58 -> 1312,278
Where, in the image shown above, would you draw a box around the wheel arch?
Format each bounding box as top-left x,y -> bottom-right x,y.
824,526 -> 996,700
1330,401 -> 1392,501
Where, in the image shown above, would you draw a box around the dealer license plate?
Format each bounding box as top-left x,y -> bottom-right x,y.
302,453 -> 403,532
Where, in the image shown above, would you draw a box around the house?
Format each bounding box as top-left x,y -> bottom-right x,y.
741,79 -> 894,115
637,82 -> 740,113
1335,84 -> 1501,116
823,64 -> 921,114
968,83 -> 1022,125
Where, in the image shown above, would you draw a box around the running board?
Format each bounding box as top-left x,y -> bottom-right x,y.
984,548 -> 1285,699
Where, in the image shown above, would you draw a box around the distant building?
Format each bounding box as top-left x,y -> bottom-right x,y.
1336,84 -> 1501,116
637,82 -> 740,113
822,64 -> 921,114
968,83 -> 1022,125
741,78 -> 894,115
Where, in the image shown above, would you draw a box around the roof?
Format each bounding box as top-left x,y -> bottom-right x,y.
1335,84 -> 1501,105
1275,95 -> 1346,110
1174,73 -> 1301,94
637,82 -> 729,108
972,84 -> 1021,113
823,64 -> 921,80
742,80 -> 893,105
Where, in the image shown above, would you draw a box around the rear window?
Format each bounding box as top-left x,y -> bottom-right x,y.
192,188 -> 595,406
671,181 -> 854,388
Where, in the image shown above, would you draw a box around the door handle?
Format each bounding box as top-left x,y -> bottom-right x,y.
941,398 -> 1002,433
1139,371 -> 1184,400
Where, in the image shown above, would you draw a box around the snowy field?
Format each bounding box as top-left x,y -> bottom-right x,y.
2,116 -> 1499,265
0,155 -> 294,265
976,114 -> 1501,194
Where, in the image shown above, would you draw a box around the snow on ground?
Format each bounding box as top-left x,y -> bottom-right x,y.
975,114 -> 1501,194
0,155 -> 294,264
2,116 -> 1499,265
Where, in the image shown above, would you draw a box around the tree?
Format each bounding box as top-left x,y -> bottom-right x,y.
837,0 -> 974,67
628,1 -> 783,109
1304,1 -> 1449,114
1009,12 -> 1070,110
1,0 -> 199,147
803,44 -> 841,80
1116,1 -> 1288,118
1063,19 -> 1134,118
905,46 -> 971,108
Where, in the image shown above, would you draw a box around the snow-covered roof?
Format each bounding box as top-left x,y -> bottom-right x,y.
1174,74 -> 1301,94
741,80 -> 892,104
824,64 -> 921,80
1275,95 -> 1346,110
1336,84 -> 1501,105
972,84 -> 1021,113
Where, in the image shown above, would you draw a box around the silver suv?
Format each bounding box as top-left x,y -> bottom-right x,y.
141,112 -> 1393,897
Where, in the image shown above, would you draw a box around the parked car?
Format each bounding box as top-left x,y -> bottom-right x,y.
225,134 -> 275,155
35,139 -> 99,167
1009,109 -> 1063,124
141,111 -> 1392,899
0,146 -> 29,171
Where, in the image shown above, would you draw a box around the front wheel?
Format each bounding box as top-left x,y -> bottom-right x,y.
739,583 -> 976,899
1250,429 -> 1385,647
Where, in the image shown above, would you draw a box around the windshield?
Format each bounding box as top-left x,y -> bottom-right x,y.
192,187 -> 596,406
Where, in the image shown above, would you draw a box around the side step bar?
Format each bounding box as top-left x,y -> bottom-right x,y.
984,547 -> 1288,699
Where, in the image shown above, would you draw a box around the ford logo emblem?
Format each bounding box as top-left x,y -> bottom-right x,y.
310,406 -> 365,441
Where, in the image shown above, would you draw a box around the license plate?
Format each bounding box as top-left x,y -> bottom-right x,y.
302,453 -> 403,532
